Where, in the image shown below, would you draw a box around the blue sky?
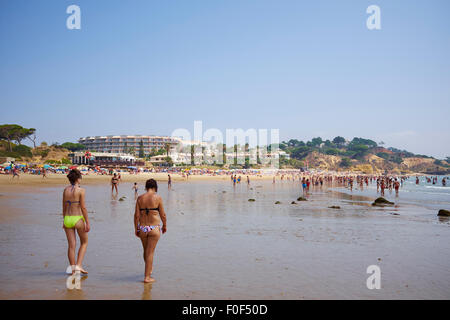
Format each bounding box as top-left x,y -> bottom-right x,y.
1,0 -> 449,158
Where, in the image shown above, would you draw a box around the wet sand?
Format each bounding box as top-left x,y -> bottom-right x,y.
0,178 -> 449,299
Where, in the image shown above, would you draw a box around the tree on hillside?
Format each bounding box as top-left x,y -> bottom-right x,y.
340,157 -> 352,168
13,127 -> 36,145
311,137 -> 323,147
291,146 -> 310,159
26,129 -> 38,148
60,142 -> 86,152
0,124 -> 34,152
349,137 -> 377,149
287,139 -> 305,147
332,136 -> 346,148
348,144 -> 369,159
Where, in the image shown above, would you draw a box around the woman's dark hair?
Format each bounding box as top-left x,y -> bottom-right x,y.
67,169 -> 82,185
145,179 -> 158,192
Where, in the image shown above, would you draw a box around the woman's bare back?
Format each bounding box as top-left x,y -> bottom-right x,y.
137,192 -> 161,226
63,185 -> 82,216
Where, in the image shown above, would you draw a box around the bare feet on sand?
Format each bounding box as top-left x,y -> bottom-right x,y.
75,265 -> 88,274
144,277 -> 155,283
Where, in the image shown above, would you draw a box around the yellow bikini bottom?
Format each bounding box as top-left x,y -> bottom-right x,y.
64,215 -> 85,228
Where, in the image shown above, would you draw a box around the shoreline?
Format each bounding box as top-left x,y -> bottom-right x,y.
0,171 -> 431,189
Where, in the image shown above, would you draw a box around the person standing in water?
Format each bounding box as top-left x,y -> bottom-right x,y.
134,179 -> 167,283
132,182 -> 139,198
63,169 -> 90,275
111,173 -> 119,194
394,178 -> 400,197
168,174 -> 172,190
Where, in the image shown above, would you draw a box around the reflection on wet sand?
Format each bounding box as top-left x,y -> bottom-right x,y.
141,283 -> 153,300
63,275 -> 88,300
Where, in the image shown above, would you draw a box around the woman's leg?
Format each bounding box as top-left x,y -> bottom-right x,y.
143,229 -> 161,282
64,227 -> 76,273
140,234 -> 148,262
75,219 -> 88,273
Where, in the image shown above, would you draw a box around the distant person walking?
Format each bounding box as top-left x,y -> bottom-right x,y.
11,167 -> 19,179
394,178 -> 400,197
132,182 -> 139,198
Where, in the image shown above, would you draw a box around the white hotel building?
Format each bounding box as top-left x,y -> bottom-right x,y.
78,135 -> 181,155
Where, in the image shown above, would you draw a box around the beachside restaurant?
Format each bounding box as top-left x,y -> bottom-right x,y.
69,152 -> 144,167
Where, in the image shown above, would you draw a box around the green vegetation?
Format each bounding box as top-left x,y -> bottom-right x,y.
340,157 -> 352,168
60,142 -> 86,151
0,124 -> 36,152
0,139 -> 33,160
139,140 -> 145,158
12,145 -> 32,158
279,135 -> 437,170
44,158 -> 71,165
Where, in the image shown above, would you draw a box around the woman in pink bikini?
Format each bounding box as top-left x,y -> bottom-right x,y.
134,179 -> 167,283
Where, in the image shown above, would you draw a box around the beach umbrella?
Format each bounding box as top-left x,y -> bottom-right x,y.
43,164 -> 54,169
69,166 -> 77,170
1,162 -> 10,167
58,165 -> 68,169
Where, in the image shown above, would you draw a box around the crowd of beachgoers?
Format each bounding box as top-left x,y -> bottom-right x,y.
1,159 -> 448,195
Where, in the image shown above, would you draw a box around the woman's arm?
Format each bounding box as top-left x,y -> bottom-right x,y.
79,189 -> 90,232
62,190 -> 66,228
134,198 -> 140,237
158,197 -> 167,234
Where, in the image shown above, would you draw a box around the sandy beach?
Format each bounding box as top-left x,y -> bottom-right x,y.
0,174 -> 449,299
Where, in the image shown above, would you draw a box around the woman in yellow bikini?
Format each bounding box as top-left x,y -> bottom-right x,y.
63,169 -> 90,275
134,179 -> 167,283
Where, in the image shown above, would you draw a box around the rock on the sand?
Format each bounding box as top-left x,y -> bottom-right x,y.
297,197 -> 307,201
371,197 -> 394,207
438,209 -> 450,217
